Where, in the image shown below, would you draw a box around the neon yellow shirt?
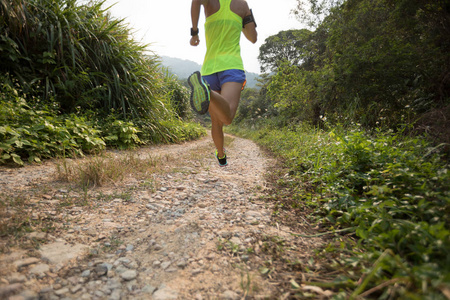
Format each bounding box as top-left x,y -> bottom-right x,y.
201,0 -> 244,76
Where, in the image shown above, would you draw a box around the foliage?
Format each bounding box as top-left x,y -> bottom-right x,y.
157,119 -> 207,144
254,0 -> 450,130
0,0 -> 174,134
102,119 -> 143,150
258,29 -> 313,73
0,81 -> 105,165
161,69 -> 192,120
292,0 -> 344,28
0,0 -> 206,165
230,121 -> 450,298
235,74 -> 277,124
0,77 -> 205,166
267,62 -> 320,123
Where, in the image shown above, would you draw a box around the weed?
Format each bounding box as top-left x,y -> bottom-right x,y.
56,153 -> 159,188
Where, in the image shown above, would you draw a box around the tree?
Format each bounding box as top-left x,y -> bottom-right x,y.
258,29 -> 313,73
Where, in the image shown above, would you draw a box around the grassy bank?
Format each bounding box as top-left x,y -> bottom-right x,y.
229,121 -> 449,299
0,0 -> 205,166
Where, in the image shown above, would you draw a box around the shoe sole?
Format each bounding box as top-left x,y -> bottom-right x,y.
188,72 -> 210,115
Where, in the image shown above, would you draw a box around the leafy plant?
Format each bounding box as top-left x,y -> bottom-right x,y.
230,122 -> 450,298
0,0 -> 201,146
0,81 -> 106,165
103,119 -> 143,150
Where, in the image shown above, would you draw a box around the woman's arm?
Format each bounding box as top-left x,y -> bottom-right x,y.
190,0 -> 206,46
242,4 -> 257,44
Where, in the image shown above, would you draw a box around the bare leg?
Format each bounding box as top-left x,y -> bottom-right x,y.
209,82 -> 243,158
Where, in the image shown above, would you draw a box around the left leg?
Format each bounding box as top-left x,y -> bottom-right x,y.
209,82 -> 243,158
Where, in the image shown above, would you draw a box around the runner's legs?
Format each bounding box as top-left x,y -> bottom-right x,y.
209,82 -> 242,158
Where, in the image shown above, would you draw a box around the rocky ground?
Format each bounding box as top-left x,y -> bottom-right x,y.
0,135 -> 326,300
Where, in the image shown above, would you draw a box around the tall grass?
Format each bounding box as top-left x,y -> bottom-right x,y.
0,0 -> 205,165
0,0 -> 169,127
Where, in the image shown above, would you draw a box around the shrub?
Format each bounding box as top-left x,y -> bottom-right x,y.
232,121 -> 450,298
0,80 -> 105,165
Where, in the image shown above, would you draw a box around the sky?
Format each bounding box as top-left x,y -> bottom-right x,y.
99,0 -> 302,74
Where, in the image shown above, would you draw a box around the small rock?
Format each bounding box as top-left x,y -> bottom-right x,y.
94,264 -> 108,276
14,258 -> 40,269
7,273 -> 27,284
54,287 -> 70,296
191,268 -> 203,276
176,260 -> 187,269
218,231 -> 232,239
29,264 -> 49,276
120,270 -> 137,281
153,286 -> 178,300
161,261 -> 171,270
38,286 -> 53,295
109,289 -> 121,300
153,261 -> 161,268
15,290 -> 39,300
230,237 -> 241,245
142,285 -> 157,294
165,267 -> 178,273
27,232 -> 47,240
70,285 -> 82,294
221,290 -> 240,300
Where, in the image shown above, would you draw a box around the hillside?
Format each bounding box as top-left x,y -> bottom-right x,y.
161,56 -> 260,88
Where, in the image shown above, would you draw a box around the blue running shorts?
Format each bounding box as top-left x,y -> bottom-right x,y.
202,69 -> 246,92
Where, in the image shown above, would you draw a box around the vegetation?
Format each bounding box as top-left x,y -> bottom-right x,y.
231,0 -> 449,298
0,0 -> 204,166
229,122 -> 449,298
1,0 -> 449,297
251,0 -> 449,136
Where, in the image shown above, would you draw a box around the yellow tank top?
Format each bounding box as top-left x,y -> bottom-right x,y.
201,0 -> 244,76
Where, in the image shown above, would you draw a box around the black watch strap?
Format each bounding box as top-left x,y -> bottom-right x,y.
191,28 -> 199,36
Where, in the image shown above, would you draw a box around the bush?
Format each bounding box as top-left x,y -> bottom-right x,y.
231,121 -> 450,298
0,0 -> 174,137
0,82 -> 105,165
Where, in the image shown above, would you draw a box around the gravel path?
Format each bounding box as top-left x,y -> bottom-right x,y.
0,134 -> 323,300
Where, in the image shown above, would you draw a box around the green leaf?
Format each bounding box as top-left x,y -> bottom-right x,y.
11,154 -> 24,165
290,279 -> 301,289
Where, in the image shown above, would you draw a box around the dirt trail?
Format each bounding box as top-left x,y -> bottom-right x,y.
0,134 -> 323,300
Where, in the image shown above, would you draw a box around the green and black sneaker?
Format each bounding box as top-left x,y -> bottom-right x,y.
188,71 -> 210,115
215,149 -> 228,167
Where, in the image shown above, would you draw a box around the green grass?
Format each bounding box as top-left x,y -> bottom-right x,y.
230,121 -> 450,299
0,0 -> 206,166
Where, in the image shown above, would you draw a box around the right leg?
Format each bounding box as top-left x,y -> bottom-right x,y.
210,107 -> 225,159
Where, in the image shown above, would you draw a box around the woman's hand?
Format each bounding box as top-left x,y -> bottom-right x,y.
190,35 -> 200,46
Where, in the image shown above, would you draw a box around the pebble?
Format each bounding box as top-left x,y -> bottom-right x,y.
14,258 -> 40,269
120,270 -> 137,281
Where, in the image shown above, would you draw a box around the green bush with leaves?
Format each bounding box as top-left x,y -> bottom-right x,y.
102,119 -> 143,150
230,122 -> 449,298
255,0 -> 449,130
0,82 -> 105,165
161,70 -> 192,120
0,0 -> 205,165
0,0 -> 176,138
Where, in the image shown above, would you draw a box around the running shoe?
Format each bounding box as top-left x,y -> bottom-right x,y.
215,149 -> 228,167
188,71 -> 210,115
